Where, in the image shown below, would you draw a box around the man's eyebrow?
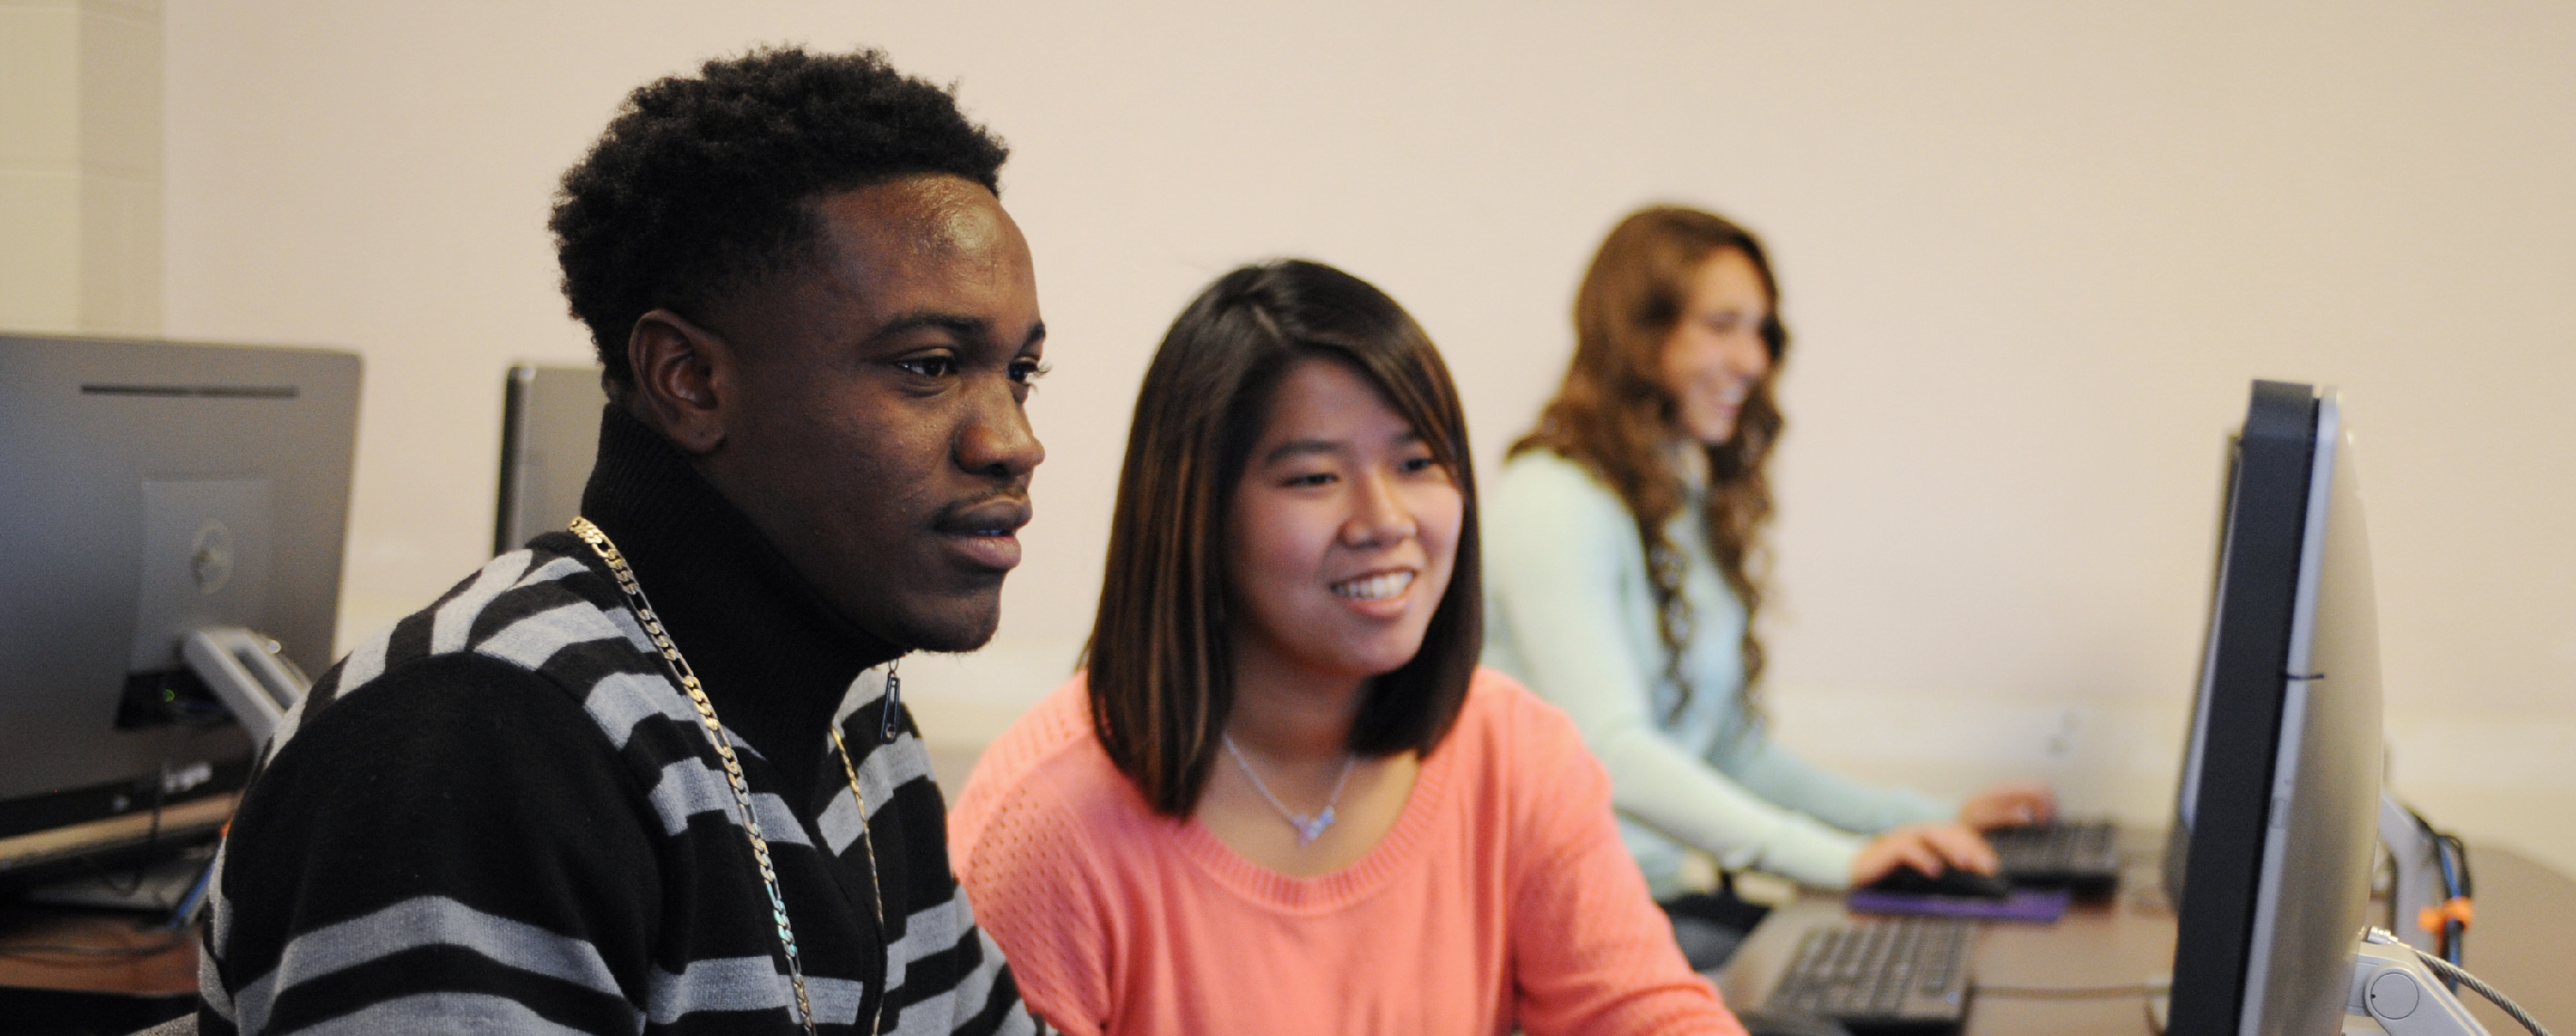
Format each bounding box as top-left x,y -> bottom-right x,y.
864,312 -> 1048,354
867,310 -> 988,343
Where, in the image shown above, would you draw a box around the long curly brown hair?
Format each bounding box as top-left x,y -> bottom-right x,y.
1510,206 -> 1787,725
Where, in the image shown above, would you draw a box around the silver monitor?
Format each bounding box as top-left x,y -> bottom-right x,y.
0,334 -> 359,878
2166,381 -> 2385,1035
494,364 -> 605,555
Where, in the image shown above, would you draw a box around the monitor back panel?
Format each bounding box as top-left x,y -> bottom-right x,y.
0,334 -> 360,808
494,365 -> 605,555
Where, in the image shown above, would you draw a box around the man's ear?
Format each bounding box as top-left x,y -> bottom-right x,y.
625,308 -> 734,455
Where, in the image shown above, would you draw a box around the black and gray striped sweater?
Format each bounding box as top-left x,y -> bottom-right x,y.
197,409 -> 1035,1035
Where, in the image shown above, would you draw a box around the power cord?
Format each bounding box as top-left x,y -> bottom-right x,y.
2434,825 -> 2472,972
2410,948 -> 2553,1036
2403,800 -> 2475,981
91,757 -> 172,897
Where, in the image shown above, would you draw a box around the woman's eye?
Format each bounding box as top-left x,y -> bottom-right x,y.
1283,472 -> 1337,488
1009,359 -> 1051,385
1398,456 -> 1441,475
895,356 -> 958,378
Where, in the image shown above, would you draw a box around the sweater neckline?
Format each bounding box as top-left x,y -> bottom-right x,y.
1165,732 -> 1459,914
575,403 -> 903,799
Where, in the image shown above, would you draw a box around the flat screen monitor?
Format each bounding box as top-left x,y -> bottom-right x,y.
494,364 -> 605,555
0,334 -> 360,882
2165,380 -> 2384,1035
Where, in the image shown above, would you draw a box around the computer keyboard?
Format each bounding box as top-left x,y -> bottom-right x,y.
1762,916 -> 1974,1035
1988,820 -> 2122,897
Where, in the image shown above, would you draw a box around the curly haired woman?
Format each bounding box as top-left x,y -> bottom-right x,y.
1483,206 -> 2055,968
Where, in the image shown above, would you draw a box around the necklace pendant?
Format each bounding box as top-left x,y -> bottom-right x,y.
1220,733 -> 1355,851
1294,806 -> 1335,846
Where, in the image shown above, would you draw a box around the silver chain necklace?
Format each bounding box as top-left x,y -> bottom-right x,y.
1221,733 -> 1357,846
571,517 -> 886,1036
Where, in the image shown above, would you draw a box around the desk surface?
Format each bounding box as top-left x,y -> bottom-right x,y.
1719,840 -> 2573,1035
0,907 -> 197,998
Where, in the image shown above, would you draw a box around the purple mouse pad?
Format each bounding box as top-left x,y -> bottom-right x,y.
1846,888 -> 2072,923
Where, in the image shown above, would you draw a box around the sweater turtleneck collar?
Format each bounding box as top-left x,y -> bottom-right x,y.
576,404 -> 904,797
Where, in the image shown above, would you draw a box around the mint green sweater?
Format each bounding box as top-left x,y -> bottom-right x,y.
1481,450 -> 1953,895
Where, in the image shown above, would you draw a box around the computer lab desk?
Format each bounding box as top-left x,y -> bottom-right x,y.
1715,836 -> 2574,1035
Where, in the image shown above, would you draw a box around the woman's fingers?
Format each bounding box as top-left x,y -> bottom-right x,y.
1960,782 -> 2059,830
1851,824 -> 1997,885
1918,823 -> 2001,874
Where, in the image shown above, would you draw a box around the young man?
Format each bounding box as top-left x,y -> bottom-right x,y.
199,48 -> 1045,1035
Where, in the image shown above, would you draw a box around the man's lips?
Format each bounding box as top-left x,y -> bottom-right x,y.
936,497 -> 1031,538
934,496 -> 1031,572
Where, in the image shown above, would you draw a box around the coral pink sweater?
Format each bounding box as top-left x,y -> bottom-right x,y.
950,668 -> 1746,1036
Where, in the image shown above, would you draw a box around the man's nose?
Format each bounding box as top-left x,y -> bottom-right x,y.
959,379 -> 1044,480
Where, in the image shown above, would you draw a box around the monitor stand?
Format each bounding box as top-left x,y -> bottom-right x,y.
2344,929 -> 2492,1035
2153,930 -> 2494,1035
2380,793 -> 2448,956
180,625 -> 310,744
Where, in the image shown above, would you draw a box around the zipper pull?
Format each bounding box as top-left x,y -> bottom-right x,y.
877,662 -> 902,745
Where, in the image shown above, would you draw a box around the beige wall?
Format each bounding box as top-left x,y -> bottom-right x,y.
160,2 -> 2576,872
2,0 -> 161,334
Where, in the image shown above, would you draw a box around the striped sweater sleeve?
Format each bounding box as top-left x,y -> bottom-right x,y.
197,653 -> 664,1035
197,545 -> 1039,1036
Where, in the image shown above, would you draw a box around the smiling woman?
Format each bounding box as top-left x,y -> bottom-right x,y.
947,259 -> 1748,1036
1485,206 -> 2057,969
1081,259 -> 1483,819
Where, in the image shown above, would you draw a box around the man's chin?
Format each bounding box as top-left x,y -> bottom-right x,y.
888,600 -> 1004,654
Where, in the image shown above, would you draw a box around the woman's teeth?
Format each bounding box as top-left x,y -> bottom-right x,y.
1332,571 -> 1414,601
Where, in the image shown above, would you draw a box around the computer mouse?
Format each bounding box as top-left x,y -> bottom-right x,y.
1862,865 -> 2015,901
1733,1007 -> 1855,1036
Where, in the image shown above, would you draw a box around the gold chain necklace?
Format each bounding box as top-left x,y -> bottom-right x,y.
570,517 -> 888,1036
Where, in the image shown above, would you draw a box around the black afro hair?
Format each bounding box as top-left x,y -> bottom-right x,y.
550,46 -> 1009,392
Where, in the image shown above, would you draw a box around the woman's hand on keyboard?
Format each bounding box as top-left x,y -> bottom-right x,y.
1849,822 -> 2000,887
1958,782 -> 2058,831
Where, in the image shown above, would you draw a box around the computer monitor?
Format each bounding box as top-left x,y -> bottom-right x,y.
2164,380 -> 2385,1035
494,364 -> 605,555
0,334 -> 360,883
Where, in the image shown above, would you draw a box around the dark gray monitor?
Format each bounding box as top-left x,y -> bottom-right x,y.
494,364 -> 605,555
0,334 -> 359,877
2166,381 -> 2384,1035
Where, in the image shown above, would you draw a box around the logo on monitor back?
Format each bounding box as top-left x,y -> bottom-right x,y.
191,520 -> 234,595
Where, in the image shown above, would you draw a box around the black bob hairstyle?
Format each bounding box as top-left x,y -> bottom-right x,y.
1085,259 -> 1483,817
549,45 -> 1009,396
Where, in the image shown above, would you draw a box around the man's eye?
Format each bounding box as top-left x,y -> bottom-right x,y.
895,356 -> 958,378
1009,359 -> 1051,385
